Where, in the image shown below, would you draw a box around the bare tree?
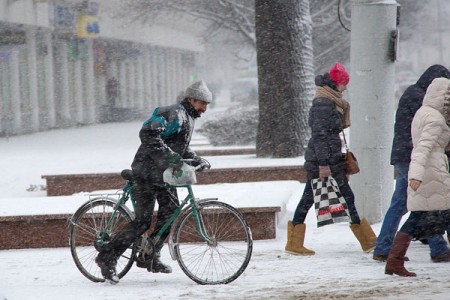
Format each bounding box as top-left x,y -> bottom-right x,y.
254,0 -> 314,157
116,0 -> 255,47
310,0 -> 351,74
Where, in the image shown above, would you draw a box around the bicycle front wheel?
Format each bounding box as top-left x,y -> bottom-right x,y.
69,198 -> 135,282
172,200 -> 253,285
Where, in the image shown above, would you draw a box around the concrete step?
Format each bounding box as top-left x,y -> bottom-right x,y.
0,206 -> 280,250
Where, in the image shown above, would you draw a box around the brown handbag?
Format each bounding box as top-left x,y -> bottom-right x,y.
341,129 -> 360,175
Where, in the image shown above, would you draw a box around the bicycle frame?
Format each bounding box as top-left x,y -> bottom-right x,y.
97,182 -> 218,258
95,182 -> 134,246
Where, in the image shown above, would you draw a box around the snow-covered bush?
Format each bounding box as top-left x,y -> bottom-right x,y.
197,106 -> 258,146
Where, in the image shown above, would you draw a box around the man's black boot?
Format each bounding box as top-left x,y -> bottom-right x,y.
95,254 -> 119,284
148,252 -> 172,273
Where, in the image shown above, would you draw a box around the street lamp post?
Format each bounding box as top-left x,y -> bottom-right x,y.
349,0 -> 399,223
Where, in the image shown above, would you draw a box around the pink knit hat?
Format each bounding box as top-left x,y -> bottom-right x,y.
329,62 -> 350,86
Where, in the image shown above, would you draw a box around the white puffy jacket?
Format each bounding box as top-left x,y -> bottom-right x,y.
407,77 -> 450,211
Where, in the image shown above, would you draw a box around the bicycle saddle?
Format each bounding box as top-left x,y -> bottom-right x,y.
121,169 -> 134,181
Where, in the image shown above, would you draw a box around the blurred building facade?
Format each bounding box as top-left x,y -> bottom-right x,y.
0,0 -> 204,136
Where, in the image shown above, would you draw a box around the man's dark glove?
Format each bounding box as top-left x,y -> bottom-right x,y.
166,152 -> 183,169
192,156 -> 211,172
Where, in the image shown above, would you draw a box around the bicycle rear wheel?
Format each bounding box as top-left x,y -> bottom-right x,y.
172,200 -> 253,285
69,198 -> 135,282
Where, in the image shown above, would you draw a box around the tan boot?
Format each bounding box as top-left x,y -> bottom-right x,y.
360,218 -> 377,249
385,232 -> 416,277
350,222 -> 376,253
285,221 -> 315,255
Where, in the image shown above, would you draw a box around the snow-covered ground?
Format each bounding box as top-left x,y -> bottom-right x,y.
1,121 -> 450,300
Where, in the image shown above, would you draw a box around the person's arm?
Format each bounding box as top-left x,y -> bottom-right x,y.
409,115 -> 442,186
183,147 -> 196,160
309,101 -> 334,167
140,108 -> 183,169
309,101 -> 333,179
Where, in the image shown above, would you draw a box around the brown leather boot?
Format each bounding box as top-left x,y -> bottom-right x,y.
350,222 -> 375,253
385,232 -> 416,277
285,221 -> 315,255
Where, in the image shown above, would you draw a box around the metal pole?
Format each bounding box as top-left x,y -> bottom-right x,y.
349,0 -> 398,223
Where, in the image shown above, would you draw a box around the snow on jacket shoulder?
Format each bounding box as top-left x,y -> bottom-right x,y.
407,77 -> 450,211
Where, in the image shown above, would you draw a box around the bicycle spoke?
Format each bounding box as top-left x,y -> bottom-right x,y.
174,201 -> 252,284
69,198 -> 135,283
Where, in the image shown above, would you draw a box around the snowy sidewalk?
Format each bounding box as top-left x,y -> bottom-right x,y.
2,221 -> 450,300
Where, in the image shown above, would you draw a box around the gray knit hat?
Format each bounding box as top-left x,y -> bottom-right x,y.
184,80 -> 212,104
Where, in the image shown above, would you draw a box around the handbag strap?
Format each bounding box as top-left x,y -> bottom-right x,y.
339,115 -> 350,152
341,129 -> 350,152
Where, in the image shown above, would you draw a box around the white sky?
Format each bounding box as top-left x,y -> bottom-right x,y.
1,120 -> 450,299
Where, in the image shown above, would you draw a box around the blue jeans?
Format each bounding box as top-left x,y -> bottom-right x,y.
374,163 -> 449,257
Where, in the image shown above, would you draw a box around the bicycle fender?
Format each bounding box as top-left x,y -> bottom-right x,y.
70,197 -> 135,227
196,198 -> 218,203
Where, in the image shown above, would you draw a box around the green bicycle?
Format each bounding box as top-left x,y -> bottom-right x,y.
69,162 -> 253,285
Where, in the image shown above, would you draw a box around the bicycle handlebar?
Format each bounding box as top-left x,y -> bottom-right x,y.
182,158 -> 211,171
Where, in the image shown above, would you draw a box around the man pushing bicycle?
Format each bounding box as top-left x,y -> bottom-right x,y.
96,80 -> 212,284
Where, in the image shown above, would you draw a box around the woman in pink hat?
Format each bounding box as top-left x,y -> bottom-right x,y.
285,62 -> 377,255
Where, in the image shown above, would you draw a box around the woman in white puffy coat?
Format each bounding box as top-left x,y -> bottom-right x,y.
385,77 -> 450,277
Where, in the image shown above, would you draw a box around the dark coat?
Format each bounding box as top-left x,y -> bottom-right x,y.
131,101 -> 198,183
390,65 -> 450,165
304,73 -> 345,173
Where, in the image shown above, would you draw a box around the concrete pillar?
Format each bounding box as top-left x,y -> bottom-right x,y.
85,40 -> 95,123
173,51 -> 181,102
136,56 -> 144,109
56,41 -> 71,123
10,50 -> 21,134
26,27 -> 39,132
150,50 -> 159,107
157,49 -> 167,106
176,52 -> 185,95
119,61 -> 127,108
167,51 -> 175,103
128,60 -> 136,107
44,31 -> 56,128
349,0 -> 398,223
74,59 -> 83,123
143,52 -> 151,111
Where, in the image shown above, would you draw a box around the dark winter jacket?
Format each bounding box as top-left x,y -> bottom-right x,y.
304,73 -> 345,173
390,64 -> 450,165
131,100 -> 198,183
